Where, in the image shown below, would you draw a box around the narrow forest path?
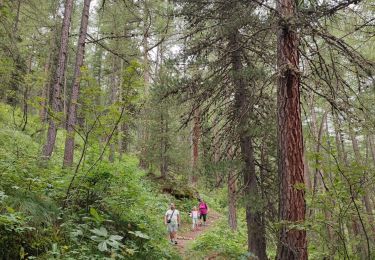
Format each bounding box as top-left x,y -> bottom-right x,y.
175,211 -> 221,258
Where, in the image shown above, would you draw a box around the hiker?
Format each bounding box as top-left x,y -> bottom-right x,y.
198,198 -> 209,226
164,203 -> 180,244
190,206 -> 199,230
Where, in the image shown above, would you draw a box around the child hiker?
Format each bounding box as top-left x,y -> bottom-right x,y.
190,206 -> 199,230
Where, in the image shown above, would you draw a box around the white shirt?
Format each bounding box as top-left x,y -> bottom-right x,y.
165,209 -> 179,224
191,210 -> 198,218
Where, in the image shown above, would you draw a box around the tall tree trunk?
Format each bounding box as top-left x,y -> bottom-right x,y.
40,1 -> 60,124
109,58 -> 118,163
20,51 -> 33,131
229,29 -> 267,259
303,150 -> 312,191
13,0 -> 21,34
160,110 -> 165,177
276,0 -> 307,257
228,170 -> 237,231
213,120 -> 222,186
42,0 -> 74,159
63,54 -> 69,123
228,146 -> 237,231
368,135 -> 375,167
117,59 -> 125,159
40,51 -> 53,123
364,137 -> 375,234
139,0 -> 151,169
160,109 -> 169,178
323,116 -> 336,258
309,101 -> 327,197
63,0 -> 92,167
191,107 -> 200,185
331,110 -> 353,253
332,110 -> 346,166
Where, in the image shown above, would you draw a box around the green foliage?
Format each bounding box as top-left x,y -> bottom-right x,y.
186,214 -> 248,259
0,105 -> 180,259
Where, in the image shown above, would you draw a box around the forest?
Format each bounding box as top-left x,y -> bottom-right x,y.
0,0 -> 374,259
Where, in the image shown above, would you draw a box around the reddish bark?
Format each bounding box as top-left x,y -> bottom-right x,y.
63,0 -> 92,167
42,0 -> 74,158
276,0 -> 307,257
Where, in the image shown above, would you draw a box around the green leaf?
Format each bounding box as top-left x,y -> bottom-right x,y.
90,227 -> 108,237
98,241 -> 108,252
6,206 -> 15,213
109,235 -> 123,241
90,207 -> 104,223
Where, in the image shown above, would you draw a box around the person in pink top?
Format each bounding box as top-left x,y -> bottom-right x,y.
198,198 -> 209,226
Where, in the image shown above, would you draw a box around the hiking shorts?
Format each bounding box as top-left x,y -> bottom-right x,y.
167,223 -> 178,233
200,214 -> 207,222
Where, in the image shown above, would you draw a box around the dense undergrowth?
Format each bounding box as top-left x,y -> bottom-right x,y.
0,103 -> 280,260
0,104 -> 185,259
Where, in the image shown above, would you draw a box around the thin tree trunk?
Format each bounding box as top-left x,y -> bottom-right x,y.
339,125 -> 361,246
118,60 -> 125,159
368,135 -> 375,167
139,1 -> 151,169
160,110 -> 165,177
213,121 -> 222,186
20,52 -> 34,131
13,0 -> 21,34
331,110 -> 353,253
119,121 -> 129,156
309,102 -> 327,197
40,52 -> 52,123
332,110 -> 346,166
228,171 -> 237,231
229,28 -> 267,259
63,54 -> 68,124
228,146 -> 237,231
191,107 -> 200,185
160,110 -> 169,178
349,127 -> 375,238
42,0 -> 74,159
108,55 -> 119,163
303,150 -> 312,191
276,0 -> 307,257
323,116 -> 336,258
63,0 -> 92,167
366,135 -> 375,212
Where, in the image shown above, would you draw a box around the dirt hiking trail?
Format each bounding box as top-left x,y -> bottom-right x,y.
175,211 -> 221,258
